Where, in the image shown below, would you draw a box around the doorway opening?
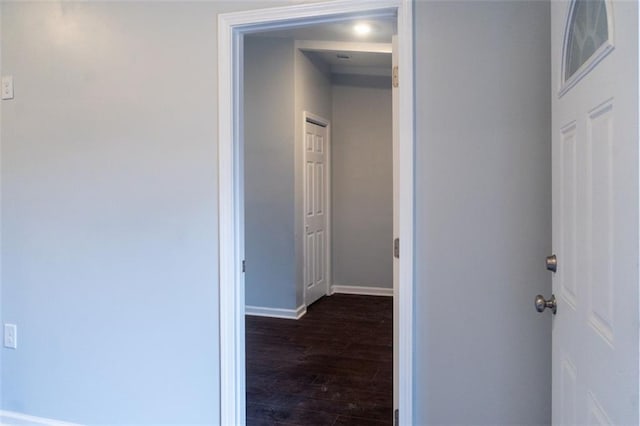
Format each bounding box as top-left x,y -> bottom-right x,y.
218,2 -> 414,425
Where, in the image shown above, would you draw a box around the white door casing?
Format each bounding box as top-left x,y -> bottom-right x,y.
218,1 -> 415,425
304,114 -> 330,306
391,33 -> 400,416
551,1 -> 639,424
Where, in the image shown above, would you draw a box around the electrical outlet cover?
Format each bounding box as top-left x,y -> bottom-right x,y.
4,323 -> 17,349
1,76 -> 14,100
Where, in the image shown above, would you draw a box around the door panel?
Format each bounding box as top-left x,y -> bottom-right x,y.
315,162 -> 324,215
306,162 -> 314,216
559,122 -> 577,307
551,1 -> 638,424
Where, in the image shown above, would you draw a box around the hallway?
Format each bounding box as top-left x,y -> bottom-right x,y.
246,294 -> 393,425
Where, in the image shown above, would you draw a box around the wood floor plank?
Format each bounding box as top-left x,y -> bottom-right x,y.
246,294 -> 392,426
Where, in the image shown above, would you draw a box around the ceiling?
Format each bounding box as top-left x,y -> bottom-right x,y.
247,16 -> 395,74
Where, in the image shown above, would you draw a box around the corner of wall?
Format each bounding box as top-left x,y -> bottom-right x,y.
293,44 -> 333,308
244,36 -> 298,311
293,44 -> 305,309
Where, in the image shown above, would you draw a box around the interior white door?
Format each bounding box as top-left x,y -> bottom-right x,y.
551,1 -> 638,424
304,119 -> 329,306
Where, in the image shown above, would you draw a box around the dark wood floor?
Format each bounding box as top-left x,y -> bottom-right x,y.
246,294 -> 393,426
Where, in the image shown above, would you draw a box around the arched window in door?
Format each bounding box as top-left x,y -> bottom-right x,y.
561,0 -> 614,95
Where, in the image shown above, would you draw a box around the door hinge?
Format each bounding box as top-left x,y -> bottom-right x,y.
242,260 -> 246,273
394,409 -> 399,426
394,238 -> 400,258
392,66 -> 399,88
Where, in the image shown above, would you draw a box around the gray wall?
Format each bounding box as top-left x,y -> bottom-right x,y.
243,40 -> 332,311
0,1 -> 286,423
294,49 -> 332,306
414,1 -> 551,424
331,82 -> 392,289
244,36 -> 296,309
0,1 -> 552,424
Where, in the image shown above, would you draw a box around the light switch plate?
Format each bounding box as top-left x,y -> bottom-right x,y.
4,323 -> 17,349
2,75 -> 14,100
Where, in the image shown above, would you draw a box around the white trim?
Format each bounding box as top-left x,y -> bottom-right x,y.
218,0 -> 399,29
0,411 -> 81,426
331,64 -> 392,77
395,1 -> 415,423
303,111 -> 330,127
637,2 -> 640,423
331,285 -> 393,297
302,111 -> 332,307
218,1 -> 414,425
218,9 -> 245,426
296,40 -> 392,54
245,304 -> 307,320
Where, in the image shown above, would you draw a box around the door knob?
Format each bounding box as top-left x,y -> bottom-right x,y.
535,294 -> 557,314
546,254 -> 557,272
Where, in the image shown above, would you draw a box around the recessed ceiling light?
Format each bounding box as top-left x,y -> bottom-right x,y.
353,23 -> 372,36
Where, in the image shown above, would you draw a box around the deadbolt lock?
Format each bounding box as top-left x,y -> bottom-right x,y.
546,254 -> 557,273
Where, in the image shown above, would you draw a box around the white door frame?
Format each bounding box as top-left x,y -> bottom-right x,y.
218,1 -> 414,424
302,111 -> 332,306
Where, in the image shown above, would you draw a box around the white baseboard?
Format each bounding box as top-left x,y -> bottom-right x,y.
331,285 -> 393,297
245,304 -> 307,320
0,410 -> 81,426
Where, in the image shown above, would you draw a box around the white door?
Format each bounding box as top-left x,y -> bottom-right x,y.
550,1 -> 638,424
304,118 -> 329,306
